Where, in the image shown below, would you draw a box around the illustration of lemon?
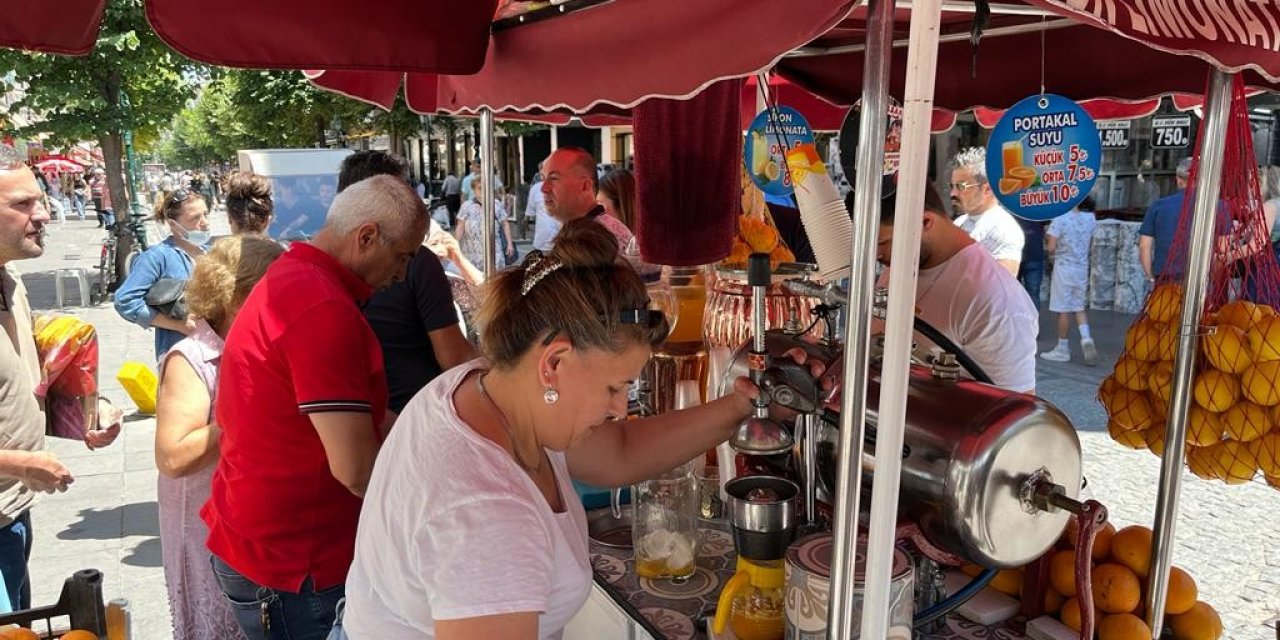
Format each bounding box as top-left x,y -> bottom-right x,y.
763,161 -> 781,182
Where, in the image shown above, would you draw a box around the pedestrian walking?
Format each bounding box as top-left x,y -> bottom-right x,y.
1040,201 -> 1098,364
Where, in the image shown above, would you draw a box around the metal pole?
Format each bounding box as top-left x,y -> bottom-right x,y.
827,0 -> 892,635
1146,68 -> 1234,635
860,1 -> 943,637
480,108 -> 498,279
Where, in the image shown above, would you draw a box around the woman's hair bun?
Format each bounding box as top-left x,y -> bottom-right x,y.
548,218 -> 620,269
225,172 -> 272,200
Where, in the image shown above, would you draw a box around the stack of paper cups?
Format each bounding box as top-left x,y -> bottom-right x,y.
788,154 -> 854,281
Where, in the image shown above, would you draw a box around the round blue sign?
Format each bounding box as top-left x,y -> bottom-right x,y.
744,106 -> 816,197
985,94 -> 1101,221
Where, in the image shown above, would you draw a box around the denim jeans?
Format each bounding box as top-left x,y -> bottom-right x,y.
210,555 -> 345,640
1018,260 -> 1045,312
0,511 -> 33,611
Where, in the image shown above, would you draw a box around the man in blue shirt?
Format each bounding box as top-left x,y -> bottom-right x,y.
1139,158 -> 1192,282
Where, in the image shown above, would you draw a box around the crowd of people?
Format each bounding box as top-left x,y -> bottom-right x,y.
5,136 -> 1280,640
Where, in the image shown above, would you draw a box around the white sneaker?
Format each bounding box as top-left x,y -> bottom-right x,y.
1040,346 -> 1071,362
1081,338 -> 1098,366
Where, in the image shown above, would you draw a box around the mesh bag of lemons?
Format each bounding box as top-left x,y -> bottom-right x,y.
1100,81 -> 1280,489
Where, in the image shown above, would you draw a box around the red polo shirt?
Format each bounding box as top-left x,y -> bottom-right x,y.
203,242 -> 387,592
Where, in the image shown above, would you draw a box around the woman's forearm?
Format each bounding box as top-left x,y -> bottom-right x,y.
156,424 -> 220,478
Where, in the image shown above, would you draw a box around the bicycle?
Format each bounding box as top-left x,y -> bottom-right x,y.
91,211 -> 150,305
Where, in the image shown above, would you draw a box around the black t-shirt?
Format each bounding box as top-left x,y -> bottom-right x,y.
766,203 -> 817,266
364,246 -> 461,413
1017,217 -> 1047,264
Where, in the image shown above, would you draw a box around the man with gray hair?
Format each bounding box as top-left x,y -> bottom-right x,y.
0,144 -> 125,608
1139,157 -> 1194,282
205,174 -> 427,640
949,147 -> 1026,277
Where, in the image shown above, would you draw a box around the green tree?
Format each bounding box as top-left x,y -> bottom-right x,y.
0,0 -> 200,259
228,70 -> 366,148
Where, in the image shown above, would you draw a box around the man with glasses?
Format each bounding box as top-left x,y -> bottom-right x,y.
949,147 -> 1025,277
541,147 -> 632,250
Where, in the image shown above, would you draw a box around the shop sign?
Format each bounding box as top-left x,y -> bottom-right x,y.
744,105 -> 815,197
1151,115 -> 1192,149
1098,121 -> 1131,149
986,94 -> 1102,221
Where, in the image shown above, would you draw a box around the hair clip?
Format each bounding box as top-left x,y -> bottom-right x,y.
521,252 -> 564,296
617,309 -> 665,328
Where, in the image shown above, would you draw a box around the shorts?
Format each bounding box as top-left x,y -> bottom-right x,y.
1049,264 -> 1088,313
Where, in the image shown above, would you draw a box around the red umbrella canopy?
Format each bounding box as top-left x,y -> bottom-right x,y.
0,0 -> 105,55
35,157 -> 85,174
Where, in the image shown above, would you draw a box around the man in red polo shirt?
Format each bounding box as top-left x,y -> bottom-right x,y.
204,174 -> 428,640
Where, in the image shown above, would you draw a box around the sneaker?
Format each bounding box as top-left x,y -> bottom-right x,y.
1040,346 -> 1071,362
1081,338 -> 1098,366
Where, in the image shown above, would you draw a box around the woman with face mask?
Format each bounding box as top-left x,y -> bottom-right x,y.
113,189 -> 211,360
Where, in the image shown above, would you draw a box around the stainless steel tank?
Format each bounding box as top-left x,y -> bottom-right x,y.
720,332 -> 1082,569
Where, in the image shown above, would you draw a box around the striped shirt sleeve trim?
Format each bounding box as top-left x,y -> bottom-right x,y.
298,400 -> 373,414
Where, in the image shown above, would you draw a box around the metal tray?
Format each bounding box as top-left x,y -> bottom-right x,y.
587,506 -> 633,548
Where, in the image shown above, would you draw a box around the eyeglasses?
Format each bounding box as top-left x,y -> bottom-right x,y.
948,181 -> 982,192
169,189 -> 191,204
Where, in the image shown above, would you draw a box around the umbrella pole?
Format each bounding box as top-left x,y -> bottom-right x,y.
481,108 -> 498,279
1145,68 -> 1234,636
859,0 -> 943,638
826,0 -> 893,634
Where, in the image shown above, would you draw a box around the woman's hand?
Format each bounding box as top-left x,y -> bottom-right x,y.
727,347 -> 828,418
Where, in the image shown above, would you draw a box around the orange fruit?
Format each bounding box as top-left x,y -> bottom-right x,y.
1091,563 -> 1142,613
1202,324 -> 1254,373
1248,430 -> 1280,476
1248,314 -> 1280,362
1114,358 -> 1154,391
1192,369 -> 1239,413
1060,597 -> 1084,632
60,632 -> 100,640
1098,613 -> 1152,640
1099,375 -> 1121,405
1221,401 -> 1271,442
1106,387 -> 1157,431
1186,406 -> 1225,446
1160,566 -> 1199,615
1146,285 -> 1184,324
1109,420 -> 1149,449
1044,588 -> 1065,615
1265,473 -> 1280,488
1170,601 -> 1223,640
998,177 -> 1023,195
1144,423 -> 1169,457
1091,522 -> 1117,560
0,629 -> 40,640
1186,446 -> 1221,480
1109,525 -> 1154,577
1125,320 -> 1166,361
1217,300 -> 1268,332
1240,361 -> 1280,406
1156,324 -> 1179,361
1148,361 -> 1175,403
988,569 -> 1023,596
1048,549 -> 1079,597
1206,439 -> 1258,484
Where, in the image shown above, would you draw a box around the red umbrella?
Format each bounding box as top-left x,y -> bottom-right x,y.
0,0 -> 104,55
35,157 -> 85,174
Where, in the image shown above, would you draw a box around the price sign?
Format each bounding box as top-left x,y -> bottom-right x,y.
1098,121 -> 1131,149
985,94 -> 1102,221
743,106 -> 816,196
1152,115 -> 1192,149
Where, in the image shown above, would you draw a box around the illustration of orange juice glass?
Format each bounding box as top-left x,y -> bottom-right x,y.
1001,141 -> 1024,178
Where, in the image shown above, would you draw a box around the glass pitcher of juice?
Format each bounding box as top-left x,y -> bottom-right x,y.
632,462 -> 699,579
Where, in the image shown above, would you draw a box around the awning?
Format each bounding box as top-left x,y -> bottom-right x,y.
0,0 -> 105,55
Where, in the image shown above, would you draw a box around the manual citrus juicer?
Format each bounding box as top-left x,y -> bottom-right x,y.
712,475 -> 799,640
729,254 -> 794,455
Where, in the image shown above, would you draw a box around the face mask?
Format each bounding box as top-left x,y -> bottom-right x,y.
171,220 -> 210,247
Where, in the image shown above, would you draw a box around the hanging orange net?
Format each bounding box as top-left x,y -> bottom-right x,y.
1100,74 -> 1280,489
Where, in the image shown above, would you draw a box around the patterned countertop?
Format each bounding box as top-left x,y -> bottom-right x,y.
587,511 -> 1029,640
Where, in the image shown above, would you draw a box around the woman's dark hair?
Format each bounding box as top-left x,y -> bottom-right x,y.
153,188 -> 206,222
597,169 -> 637,231
224,172 -> 274,234
476,219 -> 669,368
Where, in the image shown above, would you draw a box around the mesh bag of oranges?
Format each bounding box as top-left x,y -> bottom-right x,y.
1100,76 -> 1280,489
723,166 -> 798,269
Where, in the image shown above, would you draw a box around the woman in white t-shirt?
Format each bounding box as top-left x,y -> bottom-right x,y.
342,220 -> 776,639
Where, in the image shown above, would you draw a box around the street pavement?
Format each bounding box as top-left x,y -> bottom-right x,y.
11,216 -> 1280,639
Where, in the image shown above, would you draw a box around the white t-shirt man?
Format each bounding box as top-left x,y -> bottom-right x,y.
528,183 -> 560,252
343,361 -> 591,639
879,244 -> 1038,392
954,203 -> 1026,265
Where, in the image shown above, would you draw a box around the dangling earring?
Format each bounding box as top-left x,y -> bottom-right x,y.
543,387 -> 560,405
